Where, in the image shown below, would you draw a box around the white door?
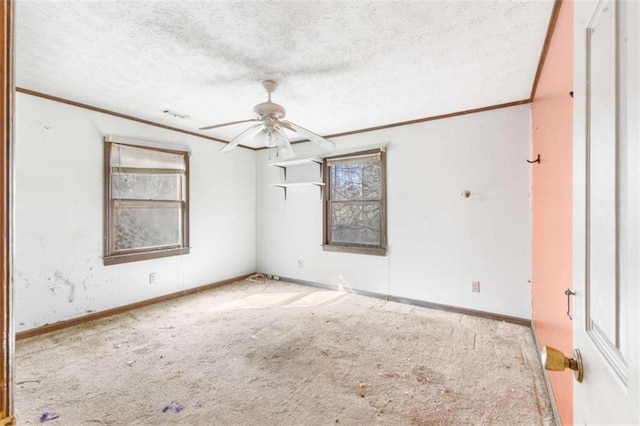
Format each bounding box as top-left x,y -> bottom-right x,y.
573,0 -> 640,423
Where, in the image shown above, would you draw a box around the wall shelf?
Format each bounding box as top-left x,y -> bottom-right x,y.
269,158 -> 322,181
269,157 -> 324,199
270,182 -> 325,200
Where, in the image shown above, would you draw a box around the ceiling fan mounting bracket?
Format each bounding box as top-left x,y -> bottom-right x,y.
262,80 -> 278,94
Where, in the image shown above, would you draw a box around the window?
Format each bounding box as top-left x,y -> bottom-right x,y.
323,149 -> 387,255
104,141 -> 189,265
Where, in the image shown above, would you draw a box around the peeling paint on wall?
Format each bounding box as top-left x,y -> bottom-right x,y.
14,92 -> 257,333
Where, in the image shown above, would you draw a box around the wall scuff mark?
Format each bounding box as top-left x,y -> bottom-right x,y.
54,270 -> 75,303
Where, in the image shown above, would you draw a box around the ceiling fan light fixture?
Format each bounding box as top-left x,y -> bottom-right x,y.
273,127 -> 295,159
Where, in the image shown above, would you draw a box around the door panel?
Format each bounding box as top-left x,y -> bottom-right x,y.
586,0 -> 626,381
574,0 -> 640,423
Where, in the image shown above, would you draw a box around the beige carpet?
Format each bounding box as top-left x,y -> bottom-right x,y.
16,279 -> 554,425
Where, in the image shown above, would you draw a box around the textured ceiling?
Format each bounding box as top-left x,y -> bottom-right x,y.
16,1 -> 554,148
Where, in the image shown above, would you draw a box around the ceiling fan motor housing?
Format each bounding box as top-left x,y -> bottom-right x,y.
253,101 -> 286,120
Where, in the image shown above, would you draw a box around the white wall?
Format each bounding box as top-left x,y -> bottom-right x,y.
15,95 -> 532,330
256,105 -> 532,319
14,93 -> 257,332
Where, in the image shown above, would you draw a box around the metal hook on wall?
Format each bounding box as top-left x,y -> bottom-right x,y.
527,154 -> 541,164
564,288 -> 575,320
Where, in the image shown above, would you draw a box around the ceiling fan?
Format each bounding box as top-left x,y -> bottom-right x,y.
199,80 -> 335,159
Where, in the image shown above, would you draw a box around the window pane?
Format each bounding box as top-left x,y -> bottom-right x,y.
114,200 -> 181,251
330,201 -> 381,245
331,162 -> 381,201
112,173 -> 181,201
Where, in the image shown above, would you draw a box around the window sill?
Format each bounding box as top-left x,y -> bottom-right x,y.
104,247 -> 190,266
322,244 -> 387,256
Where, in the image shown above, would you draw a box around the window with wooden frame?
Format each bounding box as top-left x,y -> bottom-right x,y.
104,141 -> 190,265
323,149 -> 387,256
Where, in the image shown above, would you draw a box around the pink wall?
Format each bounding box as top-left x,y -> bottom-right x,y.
531,1 -> 573,424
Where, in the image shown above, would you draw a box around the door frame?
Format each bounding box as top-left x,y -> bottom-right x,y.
0,0 -> 13,420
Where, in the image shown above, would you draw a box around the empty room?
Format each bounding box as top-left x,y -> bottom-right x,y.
0,0 -> 638,424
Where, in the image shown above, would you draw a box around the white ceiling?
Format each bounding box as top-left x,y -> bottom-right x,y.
16,0 -> 554,148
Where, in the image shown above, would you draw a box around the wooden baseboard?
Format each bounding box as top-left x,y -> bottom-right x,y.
277,275 -> 532,327
530,325 -> 561,426
16,273 -> 254,340
16,272 -> 532,337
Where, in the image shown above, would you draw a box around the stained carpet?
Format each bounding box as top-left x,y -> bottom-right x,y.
16,279 -> 554,425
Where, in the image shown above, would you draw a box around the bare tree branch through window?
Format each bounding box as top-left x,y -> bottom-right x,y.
324,150 -> 386,255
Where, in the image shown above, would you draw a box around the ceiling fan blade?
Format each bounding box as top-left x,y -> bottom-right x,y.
280,120 -> 335,150
254,129 -> 269,147
200,119 -> 260,131
220,123 -> 264,153
273,127 -> 296,159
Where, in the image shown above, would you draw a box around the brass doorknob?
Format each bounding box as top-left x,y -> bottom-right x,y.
541,346 -> 583,383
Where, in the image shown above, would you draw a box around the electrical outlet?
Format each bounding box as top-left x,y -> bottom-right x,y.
298,259 -> 304,268
149,272 -> 157,284
472,281 -> 480,293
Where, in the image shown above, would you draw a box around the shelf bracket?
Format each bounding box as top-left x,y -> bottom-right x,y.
272,185 -> 288,200
273,165 -> 287,181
